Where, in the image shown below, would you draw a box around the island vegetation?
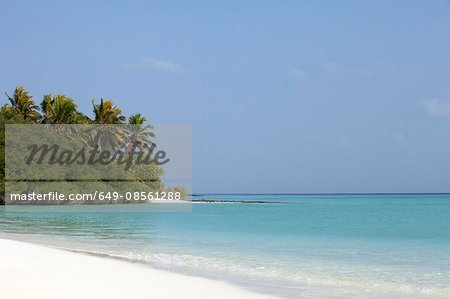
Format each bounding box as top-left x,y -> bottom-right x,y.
0,86 -> 186,205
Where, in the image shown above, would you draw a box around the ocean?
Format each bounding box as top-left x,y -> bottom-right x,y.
1,194 -> 449,298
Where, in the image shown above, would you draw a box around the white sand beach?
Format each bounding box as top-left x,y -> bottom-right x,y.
1,238 -> 277,299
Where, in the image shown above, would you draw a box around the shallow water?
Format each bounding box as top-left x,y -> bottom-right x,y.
1,194 -> 449,298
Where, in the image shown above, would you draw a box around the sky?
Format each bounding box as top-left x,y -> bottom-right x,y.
1,0 -> 450,193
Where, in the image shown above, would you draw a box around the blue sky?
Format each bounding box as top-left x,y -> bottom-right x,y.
1,0 -> 450,193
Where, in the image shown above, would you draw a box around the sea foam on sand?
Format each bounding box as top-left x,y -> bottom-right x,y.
1,238 -> 277,299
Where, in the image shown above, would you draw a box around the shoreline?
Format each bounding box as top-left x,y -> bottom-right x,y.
1,236 -> 443,299
1,238 -> 278,299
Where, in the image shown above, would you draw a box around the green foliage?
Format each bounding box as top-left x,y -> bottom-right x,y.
40,94 -> 80,124
173,186 -> 187,198
128,113 -> 147,125
4,86 -> 40,121
0,117 -> 35,204
91,98 -> 126,124
126,114 -> 155,153
0,104 -> 16,120
0,86 -> 186,204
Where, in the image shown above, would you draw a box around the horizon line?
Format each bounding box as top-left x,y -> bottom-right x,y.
192,192 -> 450,196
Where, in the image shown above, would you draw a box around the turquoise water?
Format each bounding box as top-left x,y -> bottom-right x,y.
1,194 -> 449,297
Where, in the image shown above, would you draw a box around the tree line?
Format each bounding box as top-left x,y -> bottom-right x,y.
0,86 -> 186,204
1,86 -> 147,126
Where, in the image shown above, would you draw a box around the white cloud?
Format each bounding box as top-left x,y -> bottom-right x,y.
423,99 -> 450,117
290,68 -> 306,82
121,58 -> 188,74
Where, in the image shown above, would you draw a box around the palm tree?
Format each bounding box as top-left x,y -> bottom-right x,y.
126,114 -> 155,153
40,94 -> 79,124
0,104 -> 15,121
4,86 -> 40,120
128,113 -> 147,125
91,98 -> 126,124
89,98 -> 127,151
